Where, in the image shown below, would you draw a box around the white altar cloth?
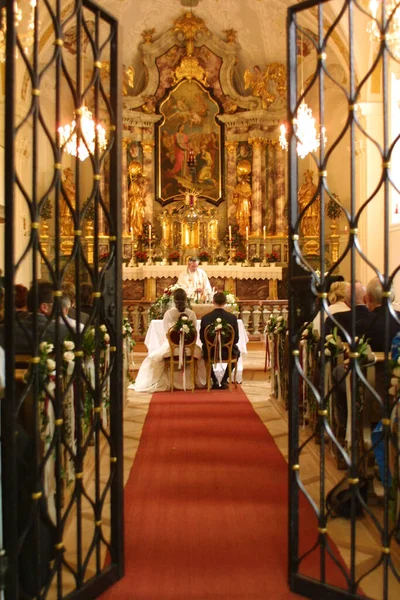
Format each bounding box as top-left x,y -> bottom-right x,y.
144,318 -> 248,383
123,264 -> 282,281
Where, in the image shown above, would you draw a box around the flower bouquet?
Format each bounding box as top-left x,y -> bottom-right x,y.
233,251 -> 246,263
251,256 -> 261,265
198,250 -> 211,263
265,251 -> 278,264
208,317 -> 231,339
135,250 -> 148,264
171,313 -> 196,344
149,283 -> 183,320
168,250 -> 180,264
215,255 -> 225,264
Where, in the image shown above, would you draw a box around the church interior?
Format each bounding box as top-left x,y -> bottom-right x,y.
1,0 -> 400,598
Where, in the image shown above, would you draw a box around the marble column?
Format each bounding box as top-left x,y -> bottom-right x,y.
275,145 -> 286,235
266,142 -> 276,235
225,142 -> 238,223
141,141 -> 155,225
122,137 -> 129,235
250,138 -> 263,236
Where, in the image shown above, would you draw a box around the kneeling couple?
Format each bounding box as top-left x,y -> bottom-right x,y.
134,289 -> 240,392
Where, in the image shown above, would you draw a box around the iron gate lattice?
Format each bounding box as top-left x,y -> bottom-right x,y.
1,1 -> 123,598
287,1 -> 400,599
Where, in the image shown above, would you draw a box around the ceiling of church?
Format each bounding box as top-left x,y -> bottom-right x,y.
96,0 -> 291,84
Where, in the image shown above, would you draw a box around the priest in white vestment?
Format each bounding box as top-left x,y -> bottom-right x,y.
177,256 -> 212,302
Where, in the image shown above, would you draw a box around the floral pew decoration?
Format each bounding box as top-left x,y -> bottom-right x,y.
300,323 -> 320,429
123,316 -> 136,384
81,324 -> 112,438
265,315 -> 287,404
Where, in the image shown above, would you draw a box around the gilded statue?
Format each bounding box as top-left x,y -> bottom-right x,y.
298,170 -> 320,237
127,161 -> 146,238
233,160 -> 252,237
244,63 -> 287,109
60,167 -> 76,237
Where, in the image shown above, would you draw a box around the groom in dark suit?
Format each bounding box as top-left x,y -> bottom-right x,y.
200,291 -> 240,389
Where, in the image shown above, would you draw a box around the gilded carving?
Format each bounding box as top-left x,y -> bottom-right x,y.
244,63 -> 287,109
141,141 -> 155,154
249,138 -> 266,150
225,142 -> 238,156
141,28 -> 155,43
173,55 -> 208,86
173,12 -> 207,40
223,29 -> 237,44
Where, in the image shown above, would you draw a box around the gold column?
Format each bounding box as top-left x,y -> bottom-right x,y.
122,137 -> 129,235
225,142 -> 238,222
141,141 -> 155,225
249,138 -> 264,237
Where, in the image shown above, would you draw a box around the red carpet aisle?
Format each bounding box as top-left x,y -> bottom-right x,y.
101,388 -> 346,600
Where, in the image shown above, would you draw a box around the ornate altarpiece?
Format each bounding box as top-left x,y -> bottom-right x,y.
121,12 -> 288,270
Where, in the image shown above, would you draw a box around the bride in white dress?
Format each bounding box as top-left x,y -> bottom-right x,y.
134,288 -> 206,392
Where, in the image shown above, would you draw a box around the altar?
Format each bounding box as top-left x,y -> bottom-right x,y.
123,264 -> 283,302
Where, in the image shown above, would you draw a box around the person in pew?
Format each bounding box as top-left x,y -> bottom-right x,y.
325,281 -> 370,338
363,276 -> 400,351
332,277 -> 400,428
61,292 -> 84,333
177,256 -> 212,303
200,291 -> 240,390
61,281 -> 89,324
134,287 -> 205,392
15,284 -> 29,318
0,281 -> 69,354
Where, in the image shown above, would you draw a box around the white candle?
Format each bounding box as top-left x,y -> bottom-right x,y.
228,225 -> 232,241
149,224 -> 151,243
263,225 -> 266,241
246,226 -> 249,241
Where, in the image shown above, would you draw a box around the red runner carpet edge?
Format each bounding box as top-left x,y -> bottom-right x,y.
101,387 -> 352,600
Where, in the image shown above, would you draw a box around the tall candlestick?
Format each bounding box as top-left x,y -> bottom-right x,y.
149,224 -> 152,244
130,227 -> 133,241
263,225 -> 266,241
246,226 -> 249,241
229,225 -> 232,241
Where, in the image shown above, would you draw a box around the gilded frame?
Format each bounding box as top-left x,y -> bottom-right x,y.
156,79 -> 223,206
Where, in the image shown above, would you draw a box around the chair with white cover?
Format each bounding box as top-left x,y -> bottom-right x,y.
165,326 -> 198,392
203,323 -> 238,391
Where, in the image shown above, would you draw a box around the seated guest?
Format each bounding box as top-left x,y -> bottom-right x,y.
327,281 -> 351,317
313,280 -> 349,334
177,256 -> 212,302
61,292 -> 84,332
61,282 -> 89,324
134,288 -> 205,392
15,284 -> 28,318
363,276 -> 400,351
332,277 -> 400,427
200,291 -> 240,390
0,281 -> 68,354
325,281 -> 370,338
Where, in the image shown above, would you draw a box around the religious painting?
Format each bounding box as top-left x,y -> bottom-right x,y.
123,242 -> 133,260
157,79 -> 222,205
272,243 -> 282,262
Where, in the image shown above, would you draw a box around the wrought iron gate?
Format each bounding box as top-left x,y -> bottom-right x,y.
288,1 -> 400,599
1,1 -> 123,598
